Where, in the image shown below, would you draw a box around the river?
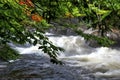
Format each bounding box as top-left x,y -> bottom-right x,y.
1,33 -> 120,80
48,33 -> 120,78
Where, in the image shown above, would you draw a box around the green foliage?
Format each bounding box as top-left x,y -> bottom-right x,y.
33,0 -> 120,47
0,0 -> 63,64
32,0 -> 120,29
78,0 -> 120,31
0,44 -> 19,61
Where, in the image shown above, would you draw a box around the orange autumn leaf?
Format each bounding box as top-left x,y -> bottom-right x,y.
19,1 -> 26,5
19,0 -> 34,16
31,14 -> 43,22
19,0 -> 34,7
25,0 -> 34,7
19,0 -> 42,22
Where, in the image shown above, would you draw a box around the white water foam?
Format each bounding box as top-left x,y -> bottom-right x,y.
49,35 -> 120,78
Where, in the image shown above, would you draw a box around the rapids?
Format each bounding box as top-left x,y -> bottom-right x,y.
9,33 -> 120,79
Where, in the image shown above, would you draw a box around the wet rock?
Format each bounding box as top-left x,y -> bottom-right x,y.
48,18 -> 79,36
86,28 -> 120,48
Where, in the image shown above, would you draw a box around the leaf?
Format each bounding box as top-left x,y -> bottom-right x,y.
101,11 -> 111,21
0,3 -> 4,7
33,39 -> 37,45
38,46 -> 44,49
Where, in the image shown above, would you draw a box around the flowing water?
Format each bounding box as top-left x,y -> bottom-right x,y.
5,33 -> 120,80
48,34 -> 120,78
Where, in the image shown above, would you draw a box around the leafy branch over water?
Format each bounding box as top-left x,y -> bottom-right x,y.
1,0 -> 120,64
0,0 -> 63,64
